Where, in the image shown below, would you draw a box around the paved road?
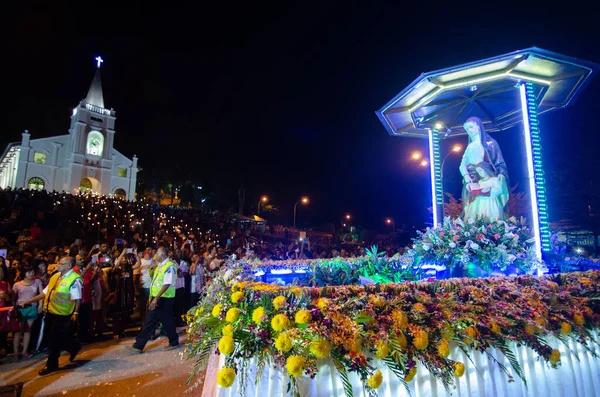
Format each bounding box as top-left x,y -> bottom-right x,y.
0,328 -> 205,397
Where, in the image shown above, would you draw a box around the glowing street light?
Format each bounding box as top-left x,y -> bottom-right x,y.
434,122 -> 444,130
411,151 -> 422,160
452,144 -> 462,153
293,196 -> 309,229
420,159 -> 429,167
257,195 -> 269,215
386,218 -> 396,239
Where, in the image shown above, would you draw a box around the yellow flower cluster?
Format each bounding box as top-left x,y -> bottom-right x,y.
275,332 -> 293,352
454,362 -> 465,377
490,322 -> 501,335
295,310 -> 311,325
273,296 -> 286,310
272,314 -> 291,332
222,324 -> 234,336
231,281 -> 249,292
404,367 -> 417,382
549,348 -> 561,363
291,287 -> 303,296
375,340 -> 389,359
437,339 -> 450,358
463,326 -> 478,343
344,338 -> 361,353
310,339 -> 331,359
252,307 -> 265,323
561,322 -> 572,335
217,366 -> 236,388
286,355 -> 306,378
231,291 -> 244,303
369,295 -> 386,308
218,335 -> 235,355
367,369 -> 383,389
574,312 -> 585,326
392,310 -> 408,331
226,308 -> 240,323
212,304 -> 223,318
413,329 -> 429,350
316,298 -> 329,310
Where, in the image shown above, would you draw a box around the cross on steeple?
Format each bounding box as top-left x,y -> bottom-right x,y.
95,56 -> 104,68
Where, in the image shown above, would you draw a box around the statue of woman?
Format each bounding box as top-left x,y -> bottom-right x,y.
459,117 -> 509,222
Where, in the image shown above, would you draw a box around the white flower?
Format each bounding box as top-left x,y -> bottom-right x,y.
470,243 -> 480,251
422,244 -> 431,251
507,254 -> 516,263
449,242 -> 456,248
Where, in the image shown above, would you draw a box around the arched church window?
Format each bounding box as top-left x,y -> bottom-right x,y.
86,130 -> 104,157
28,177 -> 45,191
114,188 -> 126,200
79,177 -> 93,194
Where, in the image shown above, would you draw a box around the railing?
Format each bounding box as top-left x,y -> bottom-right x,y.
80,101 -> 115,117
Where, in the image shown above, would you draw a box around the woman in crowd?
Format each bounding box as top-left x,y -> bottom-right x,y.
107,253 -> 135,341
0,264 -> 15,357
188,254 -> 204,309
12,266 -> 43,359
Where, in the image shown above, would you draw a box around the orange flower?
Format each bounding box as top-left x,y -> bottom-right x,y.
392,310 -> 408,331
549,349 -> 561,363
490,322 -> 501,335
463,326 -> 478,344
574,312 -> 585,326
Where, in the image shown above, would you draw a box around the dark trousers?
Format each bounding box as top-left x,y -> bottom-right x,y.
174,288 -> 187,326
45,313 -> 79,369
78,302 -> 93,342
133,297 -> 178,351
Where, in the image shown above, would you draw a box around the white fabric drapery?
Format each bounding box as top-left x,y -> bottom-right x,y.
202,330 -> 600,397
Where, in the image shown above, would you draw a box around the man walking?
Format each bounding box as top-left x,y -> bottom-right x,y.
131,247 -> 179,352
22,256 -> 83,375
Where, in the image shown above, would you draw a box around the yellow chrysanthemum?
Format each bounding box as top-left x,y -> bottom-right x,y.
218,335 -> 235,355
291,287 -> 302,296
310,339 -> 331,359
271,313 -> 291,332
273,296 -> 287,310
437,339 -> 450,358
231,291 -> 244,303
454,362 -> 465,377
275,332 -> 293,352
560,322 -> 572,335
252,307 -> 265,323
404,367 -> 417,382
375,341 -> 389,359
392,310 -> 409,331
463,326 -> 478,343
574,312 -> 585,326
549,348 -> 561,363
316,298 -> 329,310
226,308 -> 241,323
525,324 -> 536,335
295,310 -> 312,325
217,366 -> 236,388
212,304 -> 223,318
440,325 -> 455,341
490,322 -> 501,335
397,332 -> 408,349
413,330 -> 429,350
370,295 -> 386,308
231,282 -> 243,292
286,355 -> 306,378
367,370 -> 383,389
222,324 -> 234,336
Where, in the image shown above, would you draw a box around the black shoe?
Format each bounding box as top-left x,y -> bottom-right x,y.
39,366 -> 58,376
163,344 -> 180,351
69,344 -> 81,362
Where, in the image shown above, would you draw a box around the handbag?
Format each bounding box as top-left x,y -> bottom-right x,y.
0,306 -> 20,332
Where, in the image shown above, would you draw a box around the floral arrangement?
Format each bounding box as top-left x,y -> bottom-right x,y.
185,267 -> 600,396
407,216 -> 544,275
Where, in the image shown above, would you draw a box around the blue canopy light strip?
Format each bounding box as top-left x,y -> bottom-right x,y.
428,129 -> 442,227
519,82 -> 550,258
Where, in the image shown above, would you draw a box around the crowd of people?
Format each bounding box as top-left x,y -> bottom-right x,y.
0,188 -> 404,372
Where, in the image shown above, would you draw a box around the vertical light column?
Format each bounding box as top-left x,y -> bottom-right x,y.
428,129 -> 443,227
519,82 -> 551,258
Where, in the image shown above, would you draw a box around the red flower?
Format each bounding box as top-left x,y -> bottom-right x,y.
453,235 -> 460,243
476,234 -> 485,241
494,234 -> 501,240
439,232 -> 446,237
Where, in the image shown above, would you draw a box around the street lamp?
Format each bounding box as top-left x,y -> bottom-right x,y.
440,144 -> 463,181
420,159 -> 429,167
411,151 -> 422,160
257,195 -> 268,215
293,196 -> 309,229
385,217 -> 396,239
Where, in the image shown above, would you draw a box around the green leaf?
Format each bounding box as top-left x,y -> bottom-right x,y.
297,323 -> 309,330
332,355 -> 354,397
354,314 -> 375,324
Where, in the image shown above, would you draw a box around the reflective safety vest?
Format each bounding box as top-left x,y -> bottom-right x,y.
44,271 -> 82,316
150,260 -> 177,298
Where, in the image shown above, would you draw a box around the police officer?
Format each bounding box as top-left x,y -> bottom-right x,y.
131,247 -> 179,352
22,256 -> 83,375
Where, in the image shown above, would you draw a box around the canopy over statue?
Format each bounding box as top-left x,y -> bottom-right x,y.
376,47 -> 599,258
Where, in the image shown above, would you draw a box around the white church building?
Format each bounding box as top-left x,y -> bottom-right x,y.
0,57 -> 138,200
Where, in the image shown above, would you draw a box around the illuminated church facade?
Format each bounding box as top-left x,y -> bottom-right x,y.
0,57 -> 138,200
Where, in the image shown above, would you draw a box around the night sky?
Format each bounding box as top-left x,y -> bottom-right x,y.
2,3 -> 599,231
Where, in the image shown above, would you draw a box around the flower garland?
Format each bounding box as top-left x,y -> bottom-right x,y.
185,267 -> 600,396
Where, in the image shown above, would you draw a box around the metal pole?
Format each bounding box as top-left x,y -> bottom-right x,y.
293,201 -> 299,229
257,199 -> 261,216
